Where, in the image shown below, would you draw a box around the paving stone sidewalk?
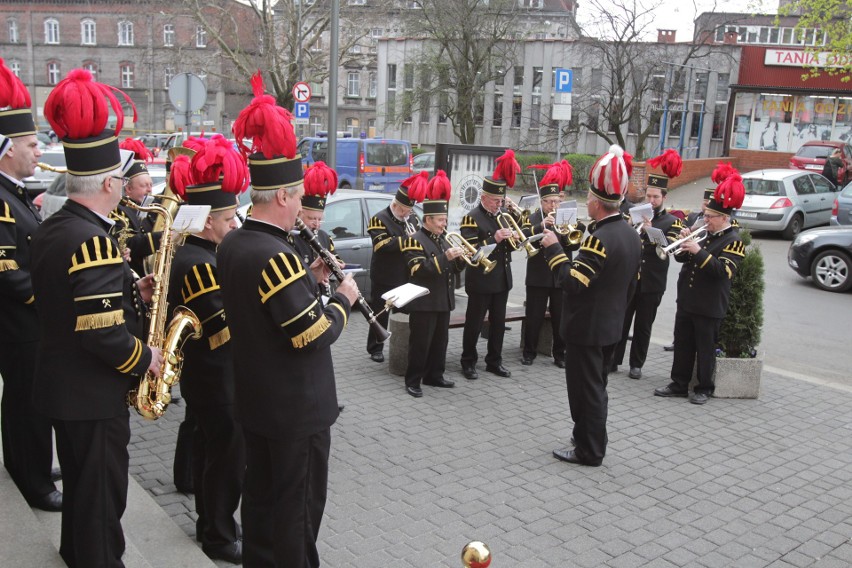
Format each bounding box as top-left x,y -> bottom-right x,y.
130,313 -> 852,567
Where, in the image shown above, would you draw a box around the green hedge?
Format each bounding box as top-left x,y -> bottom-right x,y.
514,153 -> 597,194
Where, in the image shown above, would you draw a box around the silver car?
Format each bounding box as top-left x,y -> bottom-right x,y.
734,169 -> 839,240
830,181 -> 852,226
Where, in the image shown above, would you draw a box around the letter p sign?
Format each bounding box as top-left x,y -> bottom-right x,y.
555,69 -> 573,93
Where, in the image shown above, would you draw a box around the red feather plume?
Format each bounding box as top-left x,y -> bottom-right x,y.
537,160 -> 573,190
43,68 -> 136,140
232,71 -> 296,159
714,170 -> 745,210
711,161 -> 737,185
427,170 -> 452,201
402,171 -> 429,203
168,155 -> 193,199
189,134 -> 249,194
0,58 -> 31,109
182,134 -> 209,153
304,161 -> 338,199
493,149 -> 521,188
647,148 -> 682,179
119,138 -> 153,162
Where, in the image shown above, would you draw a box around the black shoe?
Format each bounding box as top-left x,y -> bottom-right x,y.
50,468 -> 62,482
690,392 -> 709,405
521,356 -> 534,366
628,367 -> 642,380
654,384 -> 688,398
338,404 -> 345,412
423,378 -> 455,388
29,489 -> 62,512
370,352 -> 384,363
406,386 -> 423,398
485,364 -> 511,378
554,359 -> 565,369
462,365 -> 478,380
202,541 -> 242,564
552,448 -> 600,467
663,343 -> 675,352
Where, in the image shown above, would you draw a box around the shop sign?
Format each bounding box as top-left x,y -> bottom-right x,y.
764,49 -> 852,69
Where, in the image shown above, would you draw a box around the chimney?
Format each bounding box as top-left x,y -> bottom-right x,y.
657,29 -> 676,43
724,31 -> 739,44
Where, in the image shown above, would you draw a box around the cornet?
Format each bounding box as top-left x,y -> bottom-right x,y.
404,216 -> 417,236
497,209 -> 540,258
445,232 -> 497,274
546,212 -> 583,246
656,227 -> 708,259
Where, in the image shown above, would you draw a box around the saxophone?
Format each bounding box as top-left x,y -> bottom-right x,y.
121,197 -> 203,420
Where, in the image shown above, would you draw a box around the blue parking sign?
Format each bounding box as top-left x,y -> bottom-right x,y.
294,102 -> 310,119
555,69 -> 573,93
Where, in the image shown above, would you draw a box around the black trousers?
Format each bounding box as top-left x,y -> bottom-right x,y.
523,286 -> 564,362
173,406 -> 196,492
242,428 -> 330,568
405,311 -> 450,388
54,413 -> 130,568
461,289 -> 509,367
0,340 -> 55,500
192,403 -> 245,548
613,291 -> 664,369
564,342 -> 615,466
366,284 -> 393,355
670,309 -> 721,395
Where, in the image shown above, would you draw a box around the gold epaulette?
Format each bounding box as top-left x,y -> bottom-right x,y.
731,218 -> 741,228
399,237 -> 422,253
0,201 -> 14,224
0,259 -> 19,272
722,241 -> 746,257
460,215 -> 477,229
259,252 -> 306,304
580,235 -> 606,258
368,217 -> 386,232
182,263 -> 220,303
68,236 -> 123,274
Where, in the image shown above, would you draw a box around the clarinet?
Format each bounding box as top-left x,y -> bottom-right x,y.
294,218 -> 391,341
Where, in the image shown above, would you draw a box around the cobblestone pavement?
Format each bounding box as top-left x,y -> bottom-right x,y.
130,312 -> 852,567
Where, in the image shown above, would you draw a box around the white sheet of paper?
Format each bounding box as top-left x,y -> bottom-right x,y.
629,203 -> 654,225
172,205 -> 211,233
382,283 -> 430,308
555,203 -> 578,226
644,226 -> 668,248
475,243 -> 497,261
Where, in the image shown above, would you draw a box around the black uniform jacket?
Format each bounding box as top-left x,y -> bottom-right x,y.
638,208 -> 683,295
30,199 -> 151,420
0,174 -> 41,342
368,207 -> 419,289
543,214 -> 642,346
522,209 -> 581,288
167,235 -> 233,407
460,204 -> 518,294
291,228 -> 340,267
403,228 -> 465,313
217,218 -> 351,440
674,225 -> 745,319
109,202 -> 162,275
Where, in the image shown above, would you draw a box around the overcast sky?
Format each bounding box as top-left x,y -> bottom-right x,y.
575,0 -> 776,42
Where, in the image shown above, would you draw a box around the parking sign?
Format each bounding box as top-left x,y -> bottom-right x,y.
555,69 -> 573,93
294,102 -> 309,125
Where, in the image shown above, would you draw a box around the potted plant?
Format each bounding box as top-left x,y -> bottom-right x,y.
713,229 -> 765,398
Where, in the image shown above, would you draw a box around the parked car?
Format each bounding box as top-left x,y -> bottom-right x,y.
789,140 -> 852,185
237,189 -> 422,298
412,152 -> 435,174
135,133 -> 175,157
34,174 -> 67,219
830,181 -> 852,226
788,226 -> 852,292
23,149 -> 66,198
734,169 -> 839,239
297,137 -> 412,192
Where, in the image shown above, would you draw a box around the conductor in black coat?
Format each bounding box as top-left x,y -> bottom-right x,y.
218,110 -> 359,566
167,176 -> 245,563
542,146 -> 641,467
30,120 -> 164,567
0,97 -> 62,511
402,173 -> 466,397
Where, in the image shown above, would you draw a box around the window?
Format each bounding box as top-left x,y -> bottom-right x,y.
163,24 -> 174,47
512,66 -> 524,128
530,67 -> 543,129
348,43 -> 361,54
402,66 -> 414,123
196,25 -> 206,48
370,28 -> 383,38
781,27 -> 793,44
349,0 -> 366,4
8,19 -> 18,43
715,73 -> 729,103
347,71 -> 360,97
769,28 -> 779,44
493,94 -> 503,127
47,61 -> 61,85
386,64 -> 397,122
83,61 -> 98,80
120,63 -> 134,89
8,60 -> 20,77
419,67 -> 431,123
81,19 -> 96,45
694,72 -> 708,102
118,21 -> 134,46
165,66 -> 175,89
45,18 -> 59,44
368,71 -> 377,98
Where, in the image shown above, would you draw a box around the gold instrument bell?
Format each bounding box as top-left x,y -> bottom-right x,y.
445,232 -> 497,274
461,541 -> 491,568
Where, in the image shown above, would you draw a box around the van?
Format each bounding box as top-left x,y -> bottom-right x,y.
297,137 -> 412,192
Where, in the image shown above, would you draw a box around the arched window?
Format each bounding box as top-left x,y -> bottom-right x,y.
44,18 -> 60,44
8,19 -> 19,43
82,60 -> 98,81
81,18 -> 96,45
118,21 -> 134,46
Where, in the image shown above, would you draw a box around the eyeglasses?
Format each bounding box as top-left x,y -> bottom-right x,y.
703,213 -> 724,219
110,176 -> 129,188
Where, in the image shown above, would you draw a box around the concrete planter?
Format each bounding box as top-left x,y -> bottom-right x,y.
713,352 -> 763,399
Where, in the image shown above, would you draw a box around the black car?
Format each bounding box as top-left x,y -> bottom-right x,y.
788,226 -> 852,292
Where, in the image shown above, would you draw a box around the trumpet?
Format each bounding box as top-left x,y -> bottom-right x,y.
404,218 -> 417,236
497,210 -> 540,258
37,162 -> 67,173
546,212 -> 583,246
656,226 -> 708,259
445,232 -> 496,274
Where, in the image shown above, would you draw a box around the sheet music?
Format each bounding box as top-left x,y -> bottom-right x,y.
382,283 -> 430,308
172,205 -> 211,233
644,226 -> 668,248
555,202 -> 578,226
629,203 -> 653,225
474,243 -> 497,261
